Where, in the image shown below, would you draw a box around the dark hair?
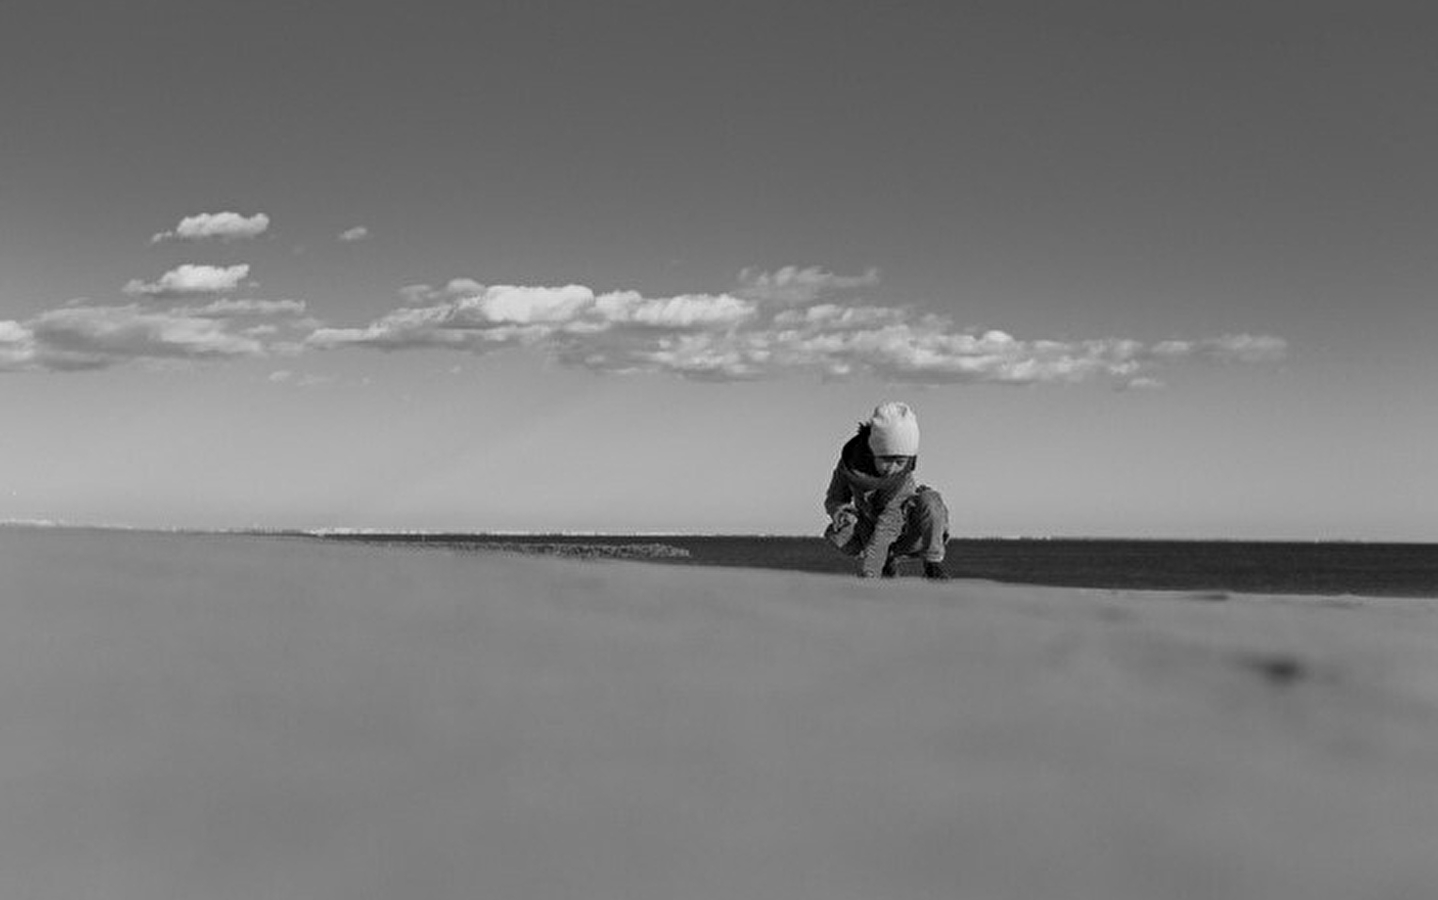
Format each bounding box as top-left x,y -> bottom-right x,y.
847,422 -> 879,476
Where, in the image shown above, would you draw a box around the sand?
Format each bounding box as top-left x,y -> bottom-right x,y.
3,528 -> 1438,899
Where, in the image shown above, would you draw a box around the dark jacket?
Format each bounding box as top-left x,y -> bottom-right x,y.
824,424 -> 919,576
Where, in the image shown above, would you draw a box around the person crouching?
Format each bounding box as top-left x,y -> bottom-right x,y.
824,402 -> 950,580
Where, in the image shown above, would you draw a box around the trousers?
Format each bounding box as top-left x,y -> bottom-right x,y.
825,486 -> 949,564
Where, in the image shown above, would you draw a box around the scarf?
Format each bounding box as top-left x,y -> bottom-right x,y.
837,458 -> 915,497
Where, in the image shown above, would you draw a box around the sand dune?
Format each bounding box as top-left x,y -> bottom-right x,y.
3,528 -> 1437,899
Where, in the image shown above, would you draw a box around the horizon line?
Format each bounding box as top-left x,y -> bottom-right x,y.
0,521 -> 1431,545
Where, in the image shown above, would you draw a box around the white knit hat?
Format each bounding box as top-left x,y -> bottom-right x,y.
867,401 -> 920,456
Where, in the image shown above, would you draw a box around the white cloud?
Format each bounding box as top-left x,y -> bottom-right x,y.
1119,377 -> 1167,391
6,266 -> 1288,385
737,265 -> 881,304
0,320 -> 37,371
592,291 -> 755,328
464,284 -> 596,324
25,305 -> 265,369
124,264 -> 251,298
339,226 -> 370,242
394,279 -> 491,304
305,282 -> 758,358
306,307 -> 472,352
172,298 -> 307,317
1151,340 -> 1194,358
398,284 -> 434,303
303,276 -> 1288,386
1203,333 -> 1289,363
268,369 -> 335,388
0,294 -> 308,373
444,278 -> 484,296
1148,334 -> 1288,364
772,304 -> 906,330
151,211 -> 270,243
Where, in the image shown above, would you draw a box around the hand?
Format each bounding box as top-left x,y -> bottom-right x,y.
824,505 -> 860,549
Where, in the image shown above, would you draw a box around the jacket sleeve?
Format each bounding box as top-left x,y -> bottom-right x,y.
858,495 -> 907,577
823,465 -> 852,517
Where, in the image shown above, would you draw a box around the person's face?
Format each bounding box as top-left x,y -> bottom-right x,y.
874,455 -> 911,476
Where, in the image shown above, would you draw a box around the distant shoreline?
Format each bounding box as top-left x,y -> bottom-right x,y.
4,522 -> 1434,545
4,526 -> 1436,597
300,532 -> 1438,599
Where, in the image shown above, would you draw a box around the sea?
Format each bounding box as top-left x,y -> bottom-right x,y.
315,533 -> 1438,599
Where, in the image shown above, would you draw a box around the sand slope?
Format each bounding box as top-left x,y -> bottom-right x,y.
3,529 -> 1438,899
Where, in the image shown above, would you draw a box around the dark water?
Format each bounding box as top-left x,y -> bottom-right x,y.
320,534 -> 1438,599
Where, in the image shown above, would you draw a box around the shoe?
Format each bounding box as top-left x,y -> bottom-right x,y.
923,561 -> 949,581
880,557 -> 898,578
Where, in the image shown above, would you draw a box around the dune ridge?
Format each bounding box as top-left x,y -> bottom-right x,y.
3,528 -> 1438,899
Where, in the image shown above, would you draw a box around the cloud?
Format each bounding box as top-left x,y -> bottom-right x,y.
470,284 -> 597,324
151,211 -> 270,244
737,265 -> 881,304
0,295 -> 308,373
21,305 -> 264,370
1118,377 -> 1167,391
171,298 -> 307,317
338,226 -> 370,242
123,264 -> 251,298
772,303 -> 907,330
5,262 -> 1288,383
303,276 -> 1288,386
0,320 -> 38,371
1151,334 -> 1289,364
1202,334 -> 1289,364
305,283 -> 758,354
593,292 -> 755,328
268,369 -> 335,388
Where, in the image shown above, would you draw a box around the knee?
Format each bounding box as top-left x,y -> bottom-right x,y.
915,488 -> 948,520
912,490 -> 949,541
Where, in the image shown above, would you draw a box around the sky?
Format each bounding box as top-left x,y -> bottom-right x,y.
2,0 -> 1435,539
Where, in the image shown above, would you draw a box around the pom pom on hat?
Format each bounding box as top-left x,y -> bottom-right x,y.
867,401 -> 920,456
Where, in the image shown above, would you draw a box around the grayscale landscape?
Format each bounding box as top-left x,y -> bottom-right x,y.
5,2 -> 1436,896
